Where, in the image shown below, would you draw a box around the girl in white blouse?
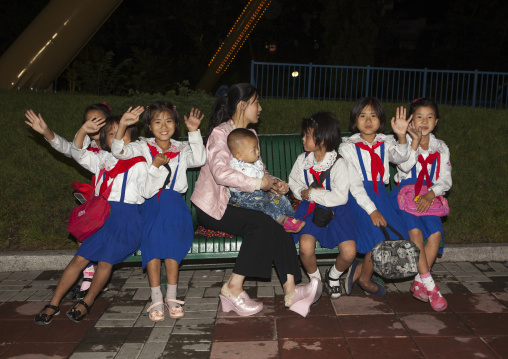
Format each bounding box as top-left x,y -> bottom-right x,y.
390,98 -> 451,311
112,101 -> 206,322
339,97 -> 412,296
289,112 -> 357,301
25,103 -> 112,302
35,108 -> 162,325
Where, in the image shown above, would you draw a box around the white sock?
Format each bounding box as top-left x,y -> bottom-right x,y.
166,284 -> 178,309
421,272 -> 436,292
150,286 -> 163,312
328,265 -> 343,286
308,269 -> 321,281
415,273 -> 422,283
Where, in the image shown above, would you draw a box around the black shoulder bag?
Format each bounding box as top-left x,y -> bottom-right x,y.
308,156 -> 340,227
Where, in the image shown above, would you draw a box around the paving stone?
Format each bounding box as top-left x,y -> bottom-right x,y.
134,313 -> 156,328
437,282 -> 453,294
441,262 -> 463,273
132,288 -> 150,301
181,310 -> 217,319
164,338 -> 212,358
115,343 -> 144,359
457,275 -> 492,282
462,282 -> 489,294
7,272 -> 28,280
74,342 -> 123,353
106,305 -> 144,313
26,289 -> 53,301
274,285 -> 284,296
70,352 -> 117,359
95,319 -> 138,327
185,287 -> 205,298
154,317 -> 176,328
489,262 -> 508,272
147,327 -> 171,343
99,312 -> 140,321
457,262 -> 483,273
0,291 -> 19,301
474,263 -> 491,271
190,281 -> 222,288
172,318 -> 215,335
203,286 -> 221,298
184,297 -> 219,305
7,289 -> 37,301
384,282 -> 399,293
0,272 -> 12,281
137,342 -> 166,359
393,280 -> 411,293
257,286 -> 275,297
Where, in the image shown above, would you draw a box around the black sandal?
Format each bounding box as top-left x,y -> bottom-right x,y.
34,304 -> 60,325
325,268 -> 343,299
72,278 -> 91,302
66,300 -> 90,323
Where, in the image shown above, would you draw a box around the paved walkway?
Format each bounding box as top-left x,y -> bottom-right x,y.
1,261 -> 508,358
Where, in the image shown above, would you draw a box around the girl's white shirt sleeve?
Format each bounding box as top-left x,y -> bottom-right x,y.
395,134 -> 452,197
46,132 -> 92,158
70,145 -> 148,204
289,151 -> 350,208
339,133 -> 411,215
112,133 -> 205,195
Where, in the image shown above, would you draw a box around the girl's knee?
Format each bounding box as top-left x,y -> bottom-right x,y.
409,229 -> 424,243
339,244 -> 357,264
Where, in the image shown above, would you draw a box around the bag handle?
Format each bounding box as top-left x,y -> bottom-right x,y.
379,223 -> 405,241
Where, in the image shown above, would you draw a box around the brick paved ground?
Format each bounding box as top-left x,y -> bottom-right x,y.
1,261 -> 508,358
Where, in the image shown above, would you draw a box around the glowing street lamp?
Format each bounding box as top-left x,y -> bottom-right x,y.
292,71 -> 299,78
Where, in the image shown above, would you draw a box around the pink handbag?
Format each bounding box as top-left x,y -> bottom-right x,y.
397,184 -> 450,217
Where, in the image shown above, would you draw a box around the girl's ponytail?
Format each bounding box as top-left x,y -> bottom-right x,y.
204,83 -> 258,144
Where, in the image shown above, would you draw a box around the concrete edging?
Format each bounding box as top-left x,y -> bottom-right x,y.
1,244 -> 507,272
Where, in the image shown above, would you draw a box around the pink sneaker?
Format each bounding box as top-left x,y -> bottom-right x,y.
428,286 -> 448,311
410,280 -> 429,302
283,218 -> 305,233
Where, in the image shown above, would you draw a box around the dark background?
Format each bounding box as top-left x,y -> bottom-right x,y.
1,0 -> 507,95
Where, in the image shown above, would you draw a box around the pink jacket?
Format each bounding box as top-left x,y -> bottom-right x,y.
191,120 -> 262,220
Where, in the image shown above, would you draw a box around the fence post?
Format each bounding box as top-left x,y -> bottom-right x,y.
250,60 -> 255,87
307,63 -> 313,100
365,65 -> 370,96
422,67 -> 427,97
472,69 -> 478,107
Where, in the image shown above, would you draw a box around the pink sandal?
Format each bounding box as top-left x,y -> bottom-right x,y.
410,280 -> 429,302
147,301 -> 165,322
288,277 -> 319,317
165,298 -> 185,319
427,286 -> 448,311
283,218 -> 305,233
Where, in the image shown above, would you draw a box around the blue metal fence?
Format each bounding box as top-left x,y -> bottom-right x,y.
250,61 -> 508,108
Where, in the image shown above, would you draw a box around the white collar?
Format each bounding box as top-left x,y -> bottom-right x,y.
343,132 -> 387,146
303,151 -> 338,171
145,137 -> 183,153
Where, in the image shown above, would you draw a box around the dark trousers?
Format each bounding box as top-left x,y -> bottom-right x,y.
194,204 -> 302,285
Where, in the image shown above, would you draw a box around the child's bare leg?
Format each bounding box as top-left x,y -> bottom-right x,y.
424,232 -> 442,269
79,261 -> 112,310
409,228 -> 429,274
146,258 -> 164,313
44,255 -> 89,315
335,240 -> 357,272
146,258 -> 162,287
164,258 -> 181,310
298,234 -> 318,274
353,252 -> 379,293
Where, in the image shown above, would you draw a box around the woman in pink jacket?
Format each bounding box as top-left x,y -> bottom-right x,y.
191,83 -> 319,318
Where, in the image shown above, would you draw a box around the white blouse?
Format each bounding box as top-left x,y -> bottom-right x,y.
111,130 -> 206,195
395,133 -> 452,197
46,132 -> 96,158
289,151 -> 350,208
70,145 -> 161,204
339,133 -> 411,215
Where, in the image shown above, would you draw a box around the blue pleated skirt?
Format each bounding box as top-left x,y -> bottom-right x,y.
390,180 -> 445,254
349,181 -> 409,254
292,201 -> 357,249
140,189 -> 194,268
77,202 -> 143,265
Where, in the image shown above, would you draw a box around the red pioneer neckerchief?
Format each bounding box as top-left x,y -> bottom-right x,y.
146,143 -> 179,197
415,152 -> 440,196
99,156 -> 146,195
354,141 -> 385,195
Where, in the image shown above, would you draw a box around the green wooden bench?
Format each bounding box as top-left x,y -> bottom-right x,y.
123,132 -> 398,267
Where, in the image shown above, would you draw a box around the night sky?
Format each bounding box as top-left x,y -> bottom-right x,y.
1,0 -> 506,93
